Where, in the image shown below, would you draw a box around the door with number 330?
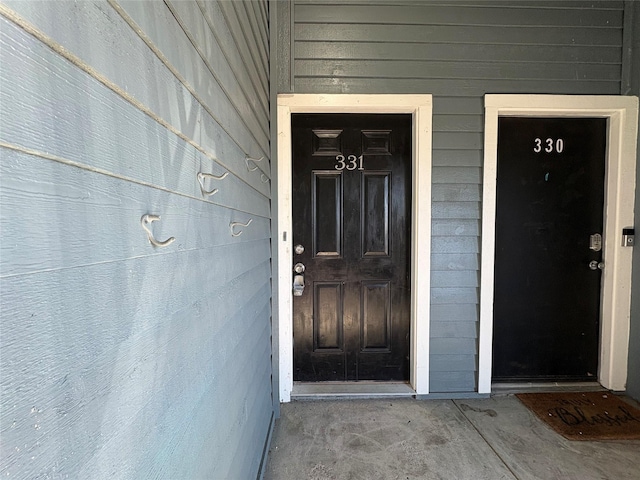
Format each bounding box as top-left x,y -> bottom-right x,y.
493,117 -> 606,381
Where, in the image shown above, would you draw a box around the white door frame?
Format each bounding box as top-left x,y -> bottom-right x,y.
479,95 -> 639,393
276,94 -> 432,402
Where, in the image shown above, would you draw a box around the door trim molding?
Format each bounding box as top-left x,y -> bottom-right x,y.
480,94 -> 639,393
276,94 -> 433,402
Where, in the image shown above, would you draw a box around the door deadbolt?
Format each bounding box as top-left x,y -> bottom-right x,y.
294,244 -> 305,255
294,262 -> 305,274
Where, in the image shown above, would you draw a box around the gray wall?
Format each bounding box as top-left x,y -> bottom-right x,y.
0,1 -> 273,478
279,0 -> 627,393
625,0 -> 640,401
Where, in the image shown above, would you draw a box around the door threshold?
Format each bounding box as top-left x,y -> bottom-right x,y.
292,382 -> 415,400
491,381 -> 604,395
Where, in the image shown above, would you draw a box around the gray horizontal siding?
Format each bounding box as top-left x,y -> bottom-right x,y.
433,150 -> 482,167
431,338 -> 478,355
432,237 -> 479,255
2,0 -> 270,171
1,1 -> 272,479
0,34 -> 268,220
1,152 -> 272,479
431,254 -> 479,271
295,77 -> 621,95
431,219 -> 480,237
296,60 -> 620,82
432,271 -> 479,288
433,184 -> 481,202
0,150 -> 270,278
432,201 -> 481,219
430,355 -> 476,372
295,1 -> 623,27
295,23 -> 621,46
296,42 -> 622,64
431,304 -> 479,323
288,0 -> 625,393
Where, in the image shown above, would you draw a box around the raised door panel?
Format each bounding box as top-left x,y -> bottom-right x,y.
314,282 -> 344,351
313,171 -> 343,256
362,173 -> 390,257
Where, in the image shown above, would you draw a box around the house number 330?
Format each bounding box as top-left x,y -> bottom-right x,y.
534,137 -> 564,153
335,154 -> 365,171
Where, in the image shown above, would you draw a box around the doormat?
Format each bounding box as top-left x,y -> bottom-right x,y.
516,391 -> 640,441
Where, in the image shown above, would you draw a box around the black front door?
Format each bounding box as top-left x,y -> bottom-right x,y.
493,117 -> 606,381
292,114 -> 411,382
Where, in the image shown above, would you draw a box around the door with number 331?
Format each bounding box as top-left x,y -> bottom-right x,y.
292,114 -> 412,382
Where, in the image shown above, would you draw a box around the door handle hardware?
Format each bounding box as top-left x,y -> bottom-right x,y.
197,171 -> 229,196
293,274 -> 305,296
141,214 -> 175,248
294,244 -> 305,255
589,233 -> 602,252
230,219 -> 253,237
293,263 -> 306,296
588,260 -> 604,270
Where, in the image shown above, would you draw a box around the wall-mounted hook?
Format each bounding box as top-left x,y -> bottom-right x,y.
141,214 -> 175,247
245,156 -> 264,172
230,218 -> 253,237
197,171 -> 229,196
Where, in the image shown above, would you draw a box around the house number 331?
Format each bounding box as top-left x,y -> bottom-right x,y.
335,154 -> 365,171
534,137 -> 564,153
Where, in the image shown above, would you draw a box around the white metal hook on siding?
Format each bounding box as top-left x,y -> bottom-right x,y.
197,171 -> 229,196
230,218 -> 253,237
245,155 -> 264,172
140,214 -> 175,247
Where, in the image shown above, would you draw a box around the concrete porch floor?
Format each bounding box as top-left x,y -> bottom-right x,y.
263,395 -> 640,480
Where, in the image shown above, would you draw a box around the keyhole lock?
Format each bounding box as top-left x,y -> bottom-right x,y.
294,262 -> 305,274
294,244 -> 305,255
